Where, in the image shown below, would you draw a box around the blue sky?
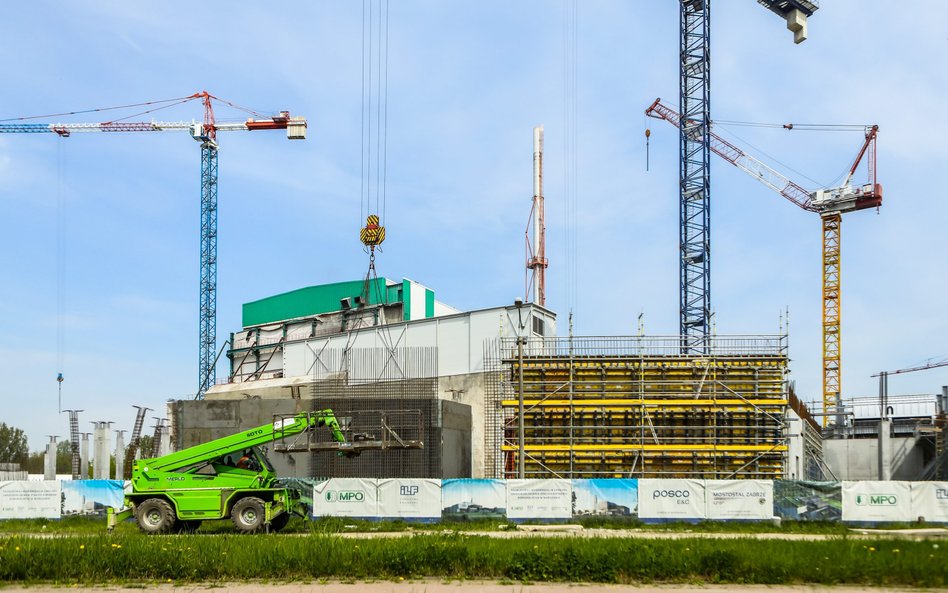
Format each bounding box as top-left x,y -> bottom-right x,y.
1,2 -> 946,449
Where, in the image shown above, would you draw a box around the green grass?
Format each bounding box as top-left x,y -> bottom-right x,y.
0,533 -> 944,586
0,515 -> 907,536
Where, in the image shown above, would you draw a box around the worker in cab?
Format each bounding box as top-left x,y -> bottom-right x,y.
236,450 -> 257,470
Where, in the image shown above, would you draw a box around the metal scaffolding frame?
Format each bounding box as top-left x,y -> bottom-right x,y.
485,335 -> 789,479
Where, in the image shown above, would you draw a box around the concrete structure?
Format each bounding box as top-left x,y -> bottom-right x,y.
43,436 -> 57,481
114,430 -> 126,482
823,392 -> 941,480
177,279 -> 812,481
177,279 -> 556,478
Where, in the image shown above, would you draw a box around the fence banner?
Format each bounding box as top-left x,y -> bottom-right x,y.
639,479 -> 706,521
705,480 -> 773,520
441,479 -> 506,520
0,480 -> 61,519
312,478 -> 378,518
910,482 -> 948,524
773,480 -> 842,521
842,481 -> 914,523
377,478 -> 441,520
506,479 -> 572,520
572,479 -> 638,518
62,480 -> 124,515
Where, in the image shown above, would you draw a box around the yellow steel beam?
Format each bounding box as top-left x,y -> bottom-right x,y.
501,443 -> 787,453
822,213 -> 841,427
500,398 -> 787,407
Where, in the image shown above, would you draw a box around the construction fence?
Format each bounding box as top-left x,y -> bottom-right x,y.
3,479 -> 948,525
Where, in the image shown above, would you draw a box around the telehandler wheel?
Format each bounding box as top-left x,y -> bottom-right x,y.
231,497 -> 266,533
268,512 -> 290,533
136,498 -> 176,534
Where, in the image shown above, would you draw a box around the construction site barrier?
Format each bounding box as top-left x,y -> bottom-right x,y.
2,479 -> 948,525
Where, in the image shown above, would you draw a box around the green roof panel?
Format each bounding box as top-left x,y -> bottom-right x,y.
242,278 -> 394,327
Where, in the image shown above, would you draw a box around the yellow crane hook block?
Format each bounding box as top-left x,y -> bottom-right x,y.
360,214 -> 386,246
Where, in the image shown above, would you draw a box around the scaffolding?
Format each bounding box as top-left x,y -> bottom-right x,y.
485,335 -> 789,479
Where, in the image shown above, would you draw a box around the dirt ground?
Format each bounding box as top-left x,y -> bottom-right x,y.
3,582 -> 941,593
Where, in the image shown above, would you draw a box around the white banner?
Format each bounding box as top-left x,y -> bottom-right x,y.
706,480 -> 773,520
0,480 -> 61,519
910,482 -> 948,524
377,479 -> 441,520
506,479 -> 572,520
312,478 -> 378,518
638,479 -> 706,521
842,481 -> 914,523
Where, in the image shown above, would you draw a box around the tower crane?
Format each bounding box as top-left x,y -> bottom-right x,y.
0,91 -> 307,399
672,0 -> 817,353
646,98 -> 882,427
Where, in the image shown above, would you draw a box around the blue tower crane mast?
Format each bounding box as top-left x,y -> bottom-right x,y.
0,91 -> 307,399
674,0 -> 817,352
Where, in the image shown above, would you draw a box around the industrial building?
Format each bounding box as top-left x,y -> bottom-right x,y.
172,277 -> 557,479
166,278 -> 843,482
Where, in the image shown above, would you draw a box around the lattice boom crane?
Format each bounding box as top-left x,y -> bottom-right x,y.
646,98 -> 882,426
0,91 -> 307,399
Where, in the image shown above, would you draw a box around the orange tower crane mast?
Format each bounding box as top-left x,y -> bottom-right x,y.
646,99 -> 882,426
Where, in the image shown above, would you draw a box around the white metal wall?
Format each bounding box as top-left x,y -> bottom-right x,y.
283,304 -> 556,379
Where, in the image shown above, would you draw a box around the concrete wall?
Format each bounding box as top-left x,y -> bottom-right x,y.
171,396 -> 472,479
824,437 -> 927,480
438,372 -> 488,477
785,408 -> 805,480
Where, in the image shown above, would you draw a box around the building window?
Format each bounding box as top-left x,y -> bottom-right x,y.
532,316 -> 545,336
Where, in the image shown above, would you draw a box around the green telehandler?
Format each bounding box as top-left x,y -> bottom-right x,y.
107,409 -> 355,534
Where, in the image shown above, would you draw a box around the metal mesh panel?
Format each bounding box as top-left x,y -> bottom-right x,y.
307,346 -> 441,478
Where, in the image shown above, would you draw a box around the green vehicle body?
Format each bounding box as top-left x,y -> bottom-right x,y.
108,410 -> 348,533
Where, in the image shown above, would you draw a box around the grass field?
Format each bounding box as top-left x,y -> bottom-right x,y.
0,531 -> 944,586
0,515 -> 857,536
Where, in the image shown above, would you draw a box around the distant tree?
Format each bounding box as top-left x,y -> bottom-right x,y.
137,435 -> 155,458
55,440 -> 75,474
0,422 -> 29,466
25,451 -> 44,474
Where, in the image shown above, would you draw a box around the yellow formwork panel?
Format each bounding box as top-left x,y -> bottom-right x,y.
499,353 -> 788,478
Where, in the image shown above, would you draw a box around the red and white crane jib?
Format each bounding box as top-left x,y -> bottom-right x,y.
0,115 -> 306,140
645,98 -> 814,212
645,98 -> 881,216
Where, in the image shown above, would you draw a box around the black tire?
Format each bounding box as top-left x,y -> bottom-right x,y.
173,520 -> 202,534
136,498 -> 176,534
231,497 -> 266,533
268,512 -> 291,533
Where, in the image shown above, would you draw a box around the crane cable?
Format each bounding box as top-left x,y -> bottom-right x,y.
56,138 -> 66,413
2,94 -> 277,126
359,0 -> 390,309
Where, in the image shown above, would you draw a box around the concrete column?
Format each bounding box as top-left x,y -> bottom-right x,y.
92,422 -> 112,480
80,433 -> 91,479
43,436 -> 58,480
114,430 -> 126,481
879,417 -> 892,481
160,426 -> 171,457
